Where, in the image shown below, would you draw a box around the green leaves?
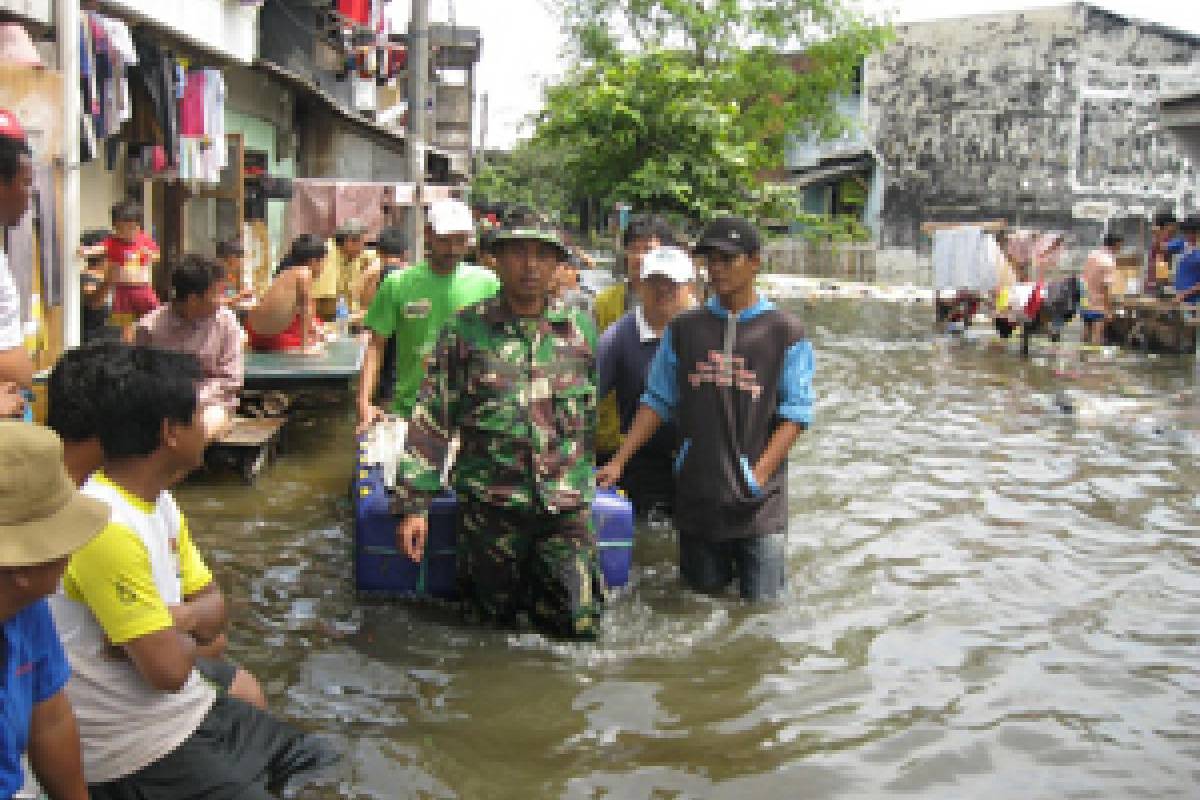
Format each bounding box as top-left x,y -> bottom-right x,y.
502,0 -> 891,226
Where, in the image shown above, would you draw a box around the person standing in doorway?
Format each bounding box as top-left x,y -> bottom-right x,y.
102,200 -> 159,336
598,217 -> 813,601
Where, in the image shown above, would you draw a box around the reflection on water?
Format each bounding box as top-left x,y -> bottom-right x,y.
174,300 -> 1200,799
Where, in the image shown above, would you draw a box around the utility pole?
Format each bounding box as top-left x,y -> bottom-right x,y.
408,0 -> 429,262
477,91 -> 488,175
59,0 -> 81,347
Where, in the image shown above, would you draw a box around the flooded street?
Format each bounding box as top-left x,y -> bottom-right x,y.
175,299 -> 1200,799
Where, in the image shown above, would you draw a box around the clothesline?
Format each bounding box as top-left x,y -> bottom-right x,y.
80,11 -> 229,185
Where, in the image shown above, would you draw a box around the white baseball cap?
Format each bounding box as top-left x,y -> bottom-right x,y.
427,199 -> 474,236
639,246 -> 695,283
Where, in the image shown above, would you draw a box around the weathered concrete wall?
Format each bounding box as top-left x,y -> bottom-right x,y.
866,3 -> 1200,249
296,108 -> 405,183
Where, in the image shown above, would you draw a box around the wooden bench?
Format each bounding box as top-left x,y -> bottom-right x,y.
206,416 -> 287,484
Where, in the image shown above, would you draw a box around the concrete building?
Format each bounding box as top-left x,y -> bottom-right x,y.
1161,91 -> 1200,190
790,3 -> 1200,249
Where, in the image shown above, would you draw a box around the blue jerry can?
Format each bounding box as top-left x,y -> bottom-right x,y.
353,452 -> 459,599
354,448 -> 636,596
592,488 -> 635,589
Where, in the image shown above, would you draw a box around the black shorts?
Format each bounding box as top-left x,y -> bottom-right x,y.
87,695 -> 339,800
195,657 -> 238,692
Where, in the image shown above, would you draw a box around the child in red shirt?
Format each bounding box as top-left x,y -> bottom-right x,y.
103,199 -> 159,332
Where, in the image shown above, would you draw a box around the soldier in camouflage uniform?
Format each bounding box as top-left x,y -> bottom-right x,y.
391,225 -> 603,639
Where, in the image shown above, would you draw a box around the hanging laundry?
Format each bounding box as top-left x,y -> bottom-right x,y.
77,12 -> 136,165
338,0 -> 372,27
178,68 -> 227,184
129,37 -> 180,168
932,226 -> 998,292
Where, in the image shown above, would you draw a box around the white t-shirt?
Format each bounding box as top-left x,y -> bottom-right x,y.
49,473 -> 216,783
0,250 -> 22,349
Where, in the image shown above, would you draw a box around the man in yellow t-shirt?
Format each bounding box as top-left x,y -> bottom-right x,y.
314,218 -> 378,319
49,347 -> 335,796
594,215 -> 680,459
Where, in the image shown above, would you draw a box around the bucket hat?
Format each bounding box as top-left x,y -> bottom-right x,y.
0,422 -> 109,567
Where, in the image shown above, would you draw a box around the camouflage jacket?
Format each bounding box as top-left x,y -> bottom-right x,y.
390,295 -> 598,517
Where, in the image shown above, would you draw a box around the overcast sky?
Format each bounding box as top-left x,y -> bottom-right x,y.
390,0 -> 1200,150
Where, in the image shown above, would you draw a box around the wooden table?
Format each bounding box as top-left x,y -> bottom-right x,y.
1109,296 -> 1198,353
243,335 -> 367,391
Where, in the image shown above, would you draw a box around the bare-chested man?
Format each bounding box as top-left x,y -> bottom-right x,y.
244,234 -> 327,352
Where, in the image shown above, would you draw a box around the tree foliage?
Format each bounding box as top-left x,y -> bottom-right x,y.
470,143 -> 572,220
524,0 -> 891,224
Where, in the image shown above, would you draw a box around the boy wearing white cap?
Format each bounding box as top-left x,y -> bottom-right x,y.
596,246 -> 695,515
0,422 -> 110,799
358,198 -> 499,428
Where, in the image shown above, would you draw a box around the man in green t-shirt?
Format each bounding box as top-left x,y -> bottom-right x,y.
357,199 -> 500,429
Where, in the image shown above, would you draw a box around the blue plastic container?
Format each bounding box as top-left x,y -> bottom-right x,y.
353,450 -> 459,599
354,446 -> 635,595
593,488 -> 635,589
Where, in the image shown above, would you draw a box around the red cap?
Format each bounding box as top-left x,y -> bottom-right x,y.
0,109 -> 26,142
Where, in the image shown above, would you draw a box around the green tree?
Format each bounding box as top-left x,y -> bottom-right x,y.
470,142 -> 572,220
532,0 -> 890,224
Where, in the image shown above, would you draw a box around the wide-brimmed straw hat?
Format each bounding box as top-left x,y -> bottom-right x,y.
0,422 -> 109,567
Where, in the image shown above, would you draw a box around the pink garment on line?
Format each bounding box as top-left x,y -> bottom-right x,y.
178,69 -> 206,137
285,180 -> 387,249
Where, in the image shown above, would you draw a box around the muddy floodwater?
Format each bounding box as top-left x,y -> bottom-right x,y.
175,299 -> 1200,799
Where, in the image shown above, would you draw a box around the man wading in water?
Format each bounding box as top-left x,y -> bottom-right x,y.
391,225 -> 603,639
357,199 -> 498,429
598,217 -> 814,601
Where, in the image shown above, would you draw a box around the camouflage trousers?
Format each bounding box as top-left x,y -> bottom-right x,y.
458,503 -> 604,640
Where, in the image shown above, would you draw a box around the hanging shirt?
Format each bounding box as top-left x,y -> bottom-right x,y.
178,68 -> 205,137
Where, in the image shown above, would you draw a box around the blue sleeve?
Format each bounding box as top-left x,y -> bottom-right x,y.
640,326 -> 678,421
29,600 -> 71,704
1167,237 -> 1186,256
596,322 -> 620,400
777,339 -> 814,426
